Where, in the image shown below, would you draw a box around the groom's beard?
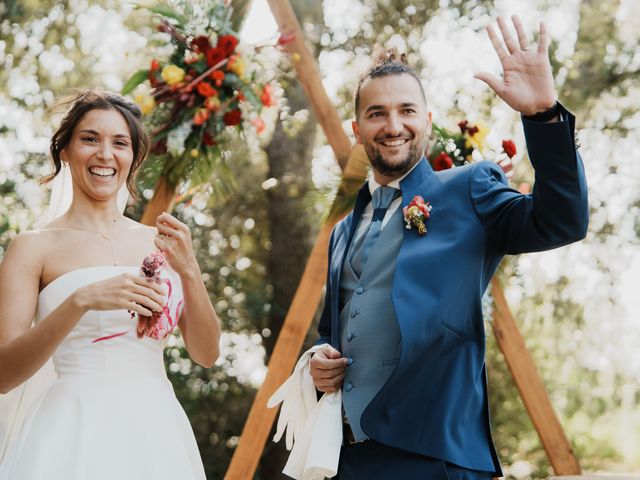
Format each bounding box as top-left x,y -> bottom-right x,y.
365,136 -> 428,177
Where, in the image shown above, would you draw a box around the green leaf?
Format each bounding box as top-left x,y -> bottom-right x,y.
146,5 -> 188,25
121,69 -> 149,95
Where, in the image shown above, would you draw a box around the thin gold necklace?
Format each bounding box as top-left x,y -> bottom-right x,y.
53,217 -> 125,266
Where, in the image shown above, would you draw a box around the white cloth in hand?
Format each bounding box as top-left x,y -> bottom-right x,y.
267,344 -> 343,480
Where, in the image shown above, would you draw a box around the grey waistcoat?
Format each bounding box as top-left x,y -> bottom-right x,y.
339,208 -> 404,441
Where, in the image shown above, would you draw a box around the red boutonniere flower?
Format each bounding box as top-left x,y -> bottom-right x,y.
402,195 -> 432,236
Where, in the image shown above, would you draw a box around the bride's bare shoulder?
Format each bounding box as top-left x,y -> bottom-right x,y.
1,229 -> 54,277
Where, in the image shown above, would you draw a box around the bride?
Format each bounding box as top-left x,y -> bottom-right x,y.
0,91 -> 220,479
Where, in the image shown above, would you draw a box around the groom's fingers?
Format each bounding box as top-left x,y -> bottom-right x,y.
315,372 -> 346,392
313,364 -> 347,379
311,353 -> 347,371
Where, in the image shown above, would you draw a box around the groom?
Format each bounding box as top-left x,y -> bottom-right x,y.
309,15 -> 588,480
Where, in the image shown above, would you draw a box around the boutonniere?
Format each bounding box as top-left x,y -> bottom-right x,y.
402,195 -> 432,236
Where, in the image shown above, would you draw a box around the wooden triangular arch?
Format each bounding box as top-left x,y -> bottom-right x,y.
219,1 -> 581,478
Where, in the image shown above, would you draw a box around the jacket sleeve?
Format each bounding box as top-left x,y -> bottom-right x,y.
470,104 -> 589,255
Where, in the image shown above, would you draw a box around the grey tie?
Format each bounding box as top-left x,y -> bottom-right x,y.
350,186 -> 400,277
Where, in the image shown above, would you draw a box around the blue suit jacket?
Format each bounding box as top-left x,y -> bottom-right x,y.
317,107 -> 588,475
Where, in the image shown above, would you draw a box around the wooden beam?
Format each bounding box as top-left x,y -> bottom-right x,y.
266,0 -> 353,169
491,278 -> 581,475
224,147 -> 368,480
140,177 -> 176,226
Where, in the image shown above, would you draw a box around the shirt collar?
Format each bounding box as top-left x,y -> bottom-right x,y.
368,160 -> 422,196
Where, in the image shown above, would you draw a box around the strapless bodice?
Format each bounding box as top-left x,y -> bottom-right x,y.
36,266 -> 181,378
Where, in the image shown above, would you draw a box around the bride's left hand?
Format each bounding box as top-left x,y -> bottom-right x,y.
154,213 -> 199,277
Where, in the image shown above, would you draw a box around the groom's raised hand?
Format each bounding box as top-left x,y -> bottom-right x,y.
310,346 -> 349,393
474,15 -> 557,116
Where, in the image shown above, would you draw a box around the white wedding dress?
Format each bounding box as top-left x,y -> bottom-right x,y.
0,266 -> 206,480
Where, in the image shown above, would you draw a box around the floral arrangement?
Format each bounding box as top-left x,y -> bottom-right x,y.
428,120 -> 516,175
135,251 -> 184,340
122,2 -> 274,187
402,195 -> 432,235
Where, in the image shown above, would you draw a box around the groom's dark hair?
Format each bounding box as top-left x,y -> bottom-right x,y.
354,48 -> 427,117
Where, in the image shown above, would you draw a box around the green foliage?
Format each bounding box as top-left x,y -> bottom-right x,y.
121,69 -> 150,95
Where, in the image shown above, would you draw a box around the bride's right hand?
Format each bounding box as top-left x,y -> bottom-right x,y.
73,274 -> 167,316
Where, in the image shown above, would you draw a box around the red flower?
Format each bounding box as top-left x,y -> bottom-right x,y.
197,82 -> 218,98
210,70 -> 225,87
191,35 -> 211,54
260,84 -> 274,107
277,31 -> 296,46
467,125 -> 479,136
148,59 -> 160,87
206,47 -> 226,67
432,152 -> 454,171
502,139 -> 517,158
193,108 -> 211,126
458,120 -> 468,132
203,131 -> 217,146
223,109 -> 242,126
218,34 -> 239,56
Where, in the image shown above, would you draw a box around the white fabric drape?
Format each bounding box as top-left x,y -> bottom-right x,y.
268,344 -> 343,480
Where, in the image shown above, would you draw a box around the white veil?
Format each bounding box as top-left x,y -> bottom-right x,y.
0,166 -> 129,463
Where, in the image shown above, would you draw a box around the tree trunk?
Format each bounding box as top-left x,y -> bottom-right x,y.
258,2 -> 323,476
258,70 -> 317,480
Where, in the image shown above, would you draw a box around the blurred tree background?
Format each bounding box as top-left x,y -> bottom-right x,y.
1,0 -> 639,479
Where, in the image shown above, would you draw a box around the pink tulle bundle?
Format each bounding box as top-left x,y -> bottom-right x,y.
136,251 -> 183,340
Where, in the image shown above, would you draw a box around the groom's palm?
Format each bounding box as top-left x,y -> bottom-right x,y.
497,53 -> 556,114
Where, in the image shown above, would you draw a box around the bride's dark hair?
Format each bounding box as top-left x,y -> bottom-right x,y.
42,90 -> 150,198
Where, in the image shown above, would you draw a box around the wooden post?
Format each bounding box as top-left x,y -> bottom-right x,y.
491,278 -> 581,475
266,0 -> 352,170
140,177 -> 176,226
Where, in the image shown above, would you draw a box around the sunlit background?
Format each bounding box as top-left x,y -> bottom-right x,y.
1,0 -> 639,478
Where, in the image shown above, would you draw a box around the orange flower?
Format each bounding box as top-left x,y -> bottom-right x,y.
193,108 -> 210,126
211,70 -> 225,87
205,96 -> 221,110
227,54 -> 245,77
251,116 -> 265,134
197,82 -> 218,98
260,84 -> 274,107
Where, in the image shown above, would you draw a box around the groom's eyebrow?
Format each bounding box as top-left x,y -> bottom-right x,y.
365,102 -> 419,113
